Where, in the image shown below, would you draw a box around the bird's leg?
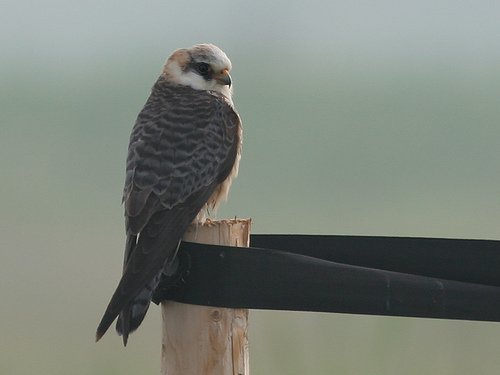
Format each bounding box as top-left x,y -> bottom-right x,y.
163,240 -> 182,276
152,243 -> 192,304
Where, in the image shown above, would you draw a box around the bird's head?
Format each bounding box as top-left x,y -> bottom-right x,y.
162,43 -> 233,99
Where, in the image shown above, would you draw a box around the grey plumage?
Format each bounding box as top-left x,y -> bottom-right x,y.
96,45 -> 241,345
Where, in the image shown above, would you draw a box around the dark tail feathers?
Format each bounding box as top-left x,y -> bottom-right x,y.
95,272 -> 161,346
115,273 -> 161,346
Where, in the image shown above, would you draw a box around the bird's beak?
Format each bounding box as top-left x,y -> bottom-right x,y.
214,69 -> 232,86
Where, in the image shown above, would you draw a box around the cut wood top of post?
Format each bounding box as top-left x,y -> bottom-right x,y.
183,218 -> 252,247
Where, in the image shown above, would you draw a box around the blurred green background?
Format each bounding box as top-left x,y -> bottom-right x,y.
1,0 -> 500,374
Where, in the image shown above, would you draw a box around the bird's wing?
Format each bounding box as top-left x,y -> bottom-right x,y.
96,79 -> 240,341
124,80 -> 240,235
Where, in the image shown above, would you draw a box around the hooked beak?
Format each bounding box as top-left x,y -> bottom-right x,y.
214,69 -> 232,87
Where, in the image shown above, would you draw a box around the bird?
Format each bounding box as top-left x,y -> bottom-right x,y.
96,43 -> 242,345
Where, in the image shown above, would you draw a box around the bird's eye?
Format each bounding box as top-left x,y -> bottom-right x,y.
197,63 -> 210,75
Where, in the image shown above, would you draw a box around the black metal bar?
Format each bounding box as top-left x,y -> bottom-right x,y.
250,235 -> 500,286
154,235 -> 500,322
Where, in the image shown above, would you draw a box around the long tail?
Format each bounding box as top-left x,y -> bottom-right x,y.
96,186 -> 219,345
95,209 -> 193,344
115,272 -> 162,346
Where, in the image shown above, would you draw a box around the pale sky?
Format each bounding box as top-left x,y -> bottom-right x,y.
3,0 -> 500,67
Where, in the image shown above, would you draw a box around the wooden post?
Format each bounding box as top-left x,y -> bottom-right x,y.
161,219 -> 251,375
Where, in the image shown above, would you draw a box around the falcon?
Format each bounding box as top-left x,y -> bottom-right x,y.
96,44 -> 242,345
